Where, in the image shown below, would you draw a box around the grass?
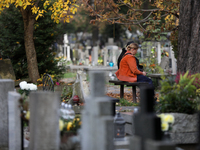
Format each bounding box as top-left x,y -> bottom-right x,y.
117,98 -> 139,106
62,72 -> 77,78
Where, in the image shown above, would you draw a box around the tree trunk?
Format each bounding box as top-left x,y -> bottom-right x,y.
20,8 -> 40,83
178,0 -> 200,73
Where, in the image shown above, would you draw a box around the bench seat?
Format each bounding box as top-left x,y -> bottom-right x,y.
109,80 -> 149,103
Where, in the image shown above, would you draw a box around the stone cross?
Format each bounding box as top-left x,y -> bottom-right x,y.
8,91 -> 22,150
105,38 -> 118,66
81,71 -> 114,150
29,91 -> 60,150
0,79 -> 15,149
130,86 -> 176,150
63,34 -> 71,61
134,86 -> 162,141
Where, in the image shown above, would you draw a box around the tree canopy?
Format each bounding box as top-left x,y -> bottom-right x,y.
0,0 -> 79,82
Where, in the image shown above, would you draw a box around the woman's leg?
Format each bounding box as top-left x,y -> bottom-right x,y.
137,74 -> 157,102
137,74 -> 154,87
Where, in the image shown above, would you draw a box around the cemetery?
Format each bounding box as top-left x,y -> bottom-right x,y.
0,1 -> 200,150
1,35 -> 200,150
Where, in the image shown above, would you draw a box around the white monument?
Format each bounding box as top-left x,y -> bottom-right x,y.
63,34 -> 71,61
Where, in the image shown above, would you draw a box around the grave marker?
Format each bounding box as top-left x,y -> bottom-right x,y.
29,91 -> 60,150
8,91 -> 21,150
0,79 -> 14,150
130,86 -> 176,150
81,71 -> 114,150
0,59 -> 16,80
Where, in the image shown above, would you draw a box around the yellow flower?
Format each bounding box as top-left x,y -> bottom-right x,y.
25,111 -> 30,120
157,114 -> 165,122
59,119 -> 64,131
163,114 -> 174,124
67,122 -> 72,131
73,118 -> 80,123
161,122 -> 169,131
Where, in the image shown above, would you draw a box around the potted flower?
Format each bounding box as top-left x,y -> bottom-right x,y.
59,116 -> 81,143
156,71 -> 200,144
157,114 -> 175,141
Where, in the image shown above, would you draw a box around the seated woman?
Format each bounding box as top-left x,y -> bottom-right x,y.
115,43 -> 153,88
117,41 -> 143,71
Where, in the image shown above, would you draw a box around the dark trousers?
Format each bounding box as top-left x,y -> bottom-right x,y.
137,75 -> 154,88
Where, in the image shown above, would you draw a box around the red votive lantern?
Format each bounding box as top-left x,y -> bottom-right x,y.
73,95 -> 79,105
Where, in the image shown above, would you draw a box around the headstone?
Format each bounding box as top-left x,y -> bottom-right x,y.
0,59 -> 16,80
92,46 -> 99,66
170,46 -> 177,74
105,38 -> 119,66
130,86 -> 176,150
103,47 -> 108,66
63,34 -> 71,61
157,42 -> 161,64
81,71 -> 114,150
29,91 -> 60,150
8,91 -> 21,150
69,70 -> 89,104
0,79 -> 15,150
160,55 -> 170,72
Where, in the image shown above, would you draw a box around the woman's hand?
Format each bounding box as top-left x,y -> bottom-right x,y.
142,71 -> 147,76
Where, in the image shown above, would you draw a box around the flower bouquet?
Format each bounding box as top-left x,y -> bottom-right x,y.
59,117 -> 81,143
157,114 -> 175,141
18,81 -> 37,96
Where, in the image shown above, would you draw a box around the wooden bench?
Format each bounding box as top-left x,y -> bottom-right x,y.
109,80 -> 149,103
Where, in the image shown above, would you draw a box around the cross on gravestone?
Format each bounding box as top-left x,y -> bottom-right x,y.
134,86 -> 162,141
63,34 -> 71,61
130,86 -> 176,150
81,71 -> 115,150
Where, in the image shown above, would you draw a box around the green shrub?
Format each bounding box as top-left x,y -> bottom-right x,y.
156,71 -> 199,114
117,98 -> 139,106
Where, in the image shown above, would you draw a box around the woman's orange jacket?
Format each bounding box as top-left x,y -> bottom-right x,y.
115,52 -> 143,82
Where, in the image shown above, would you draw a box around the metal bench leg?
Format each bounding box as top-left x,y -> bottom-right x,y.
132,86 -> 136,103
120,85 -> 124,99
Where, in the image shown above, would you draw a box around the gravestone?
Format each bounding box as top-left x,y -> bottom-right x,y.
103,47 -> 108,66
160,55 -> 170,72
29,91 -> 60,150
92,46 -> 99,66
157,42 -> 161,64
63,34 -> 71,61
0,79 -> 15,150
105,38 -> 119,66
130,86 -> 176,150
0,59 -> 16,80
81,71 -> 114,150
8,91 -> 21,150
69,70 -> 89,104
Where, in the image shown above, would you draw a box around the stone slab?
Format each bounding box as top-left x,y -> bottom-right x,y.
170,132 -> 198,144
145,139 -> 176,150
169,113 -> 198,133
